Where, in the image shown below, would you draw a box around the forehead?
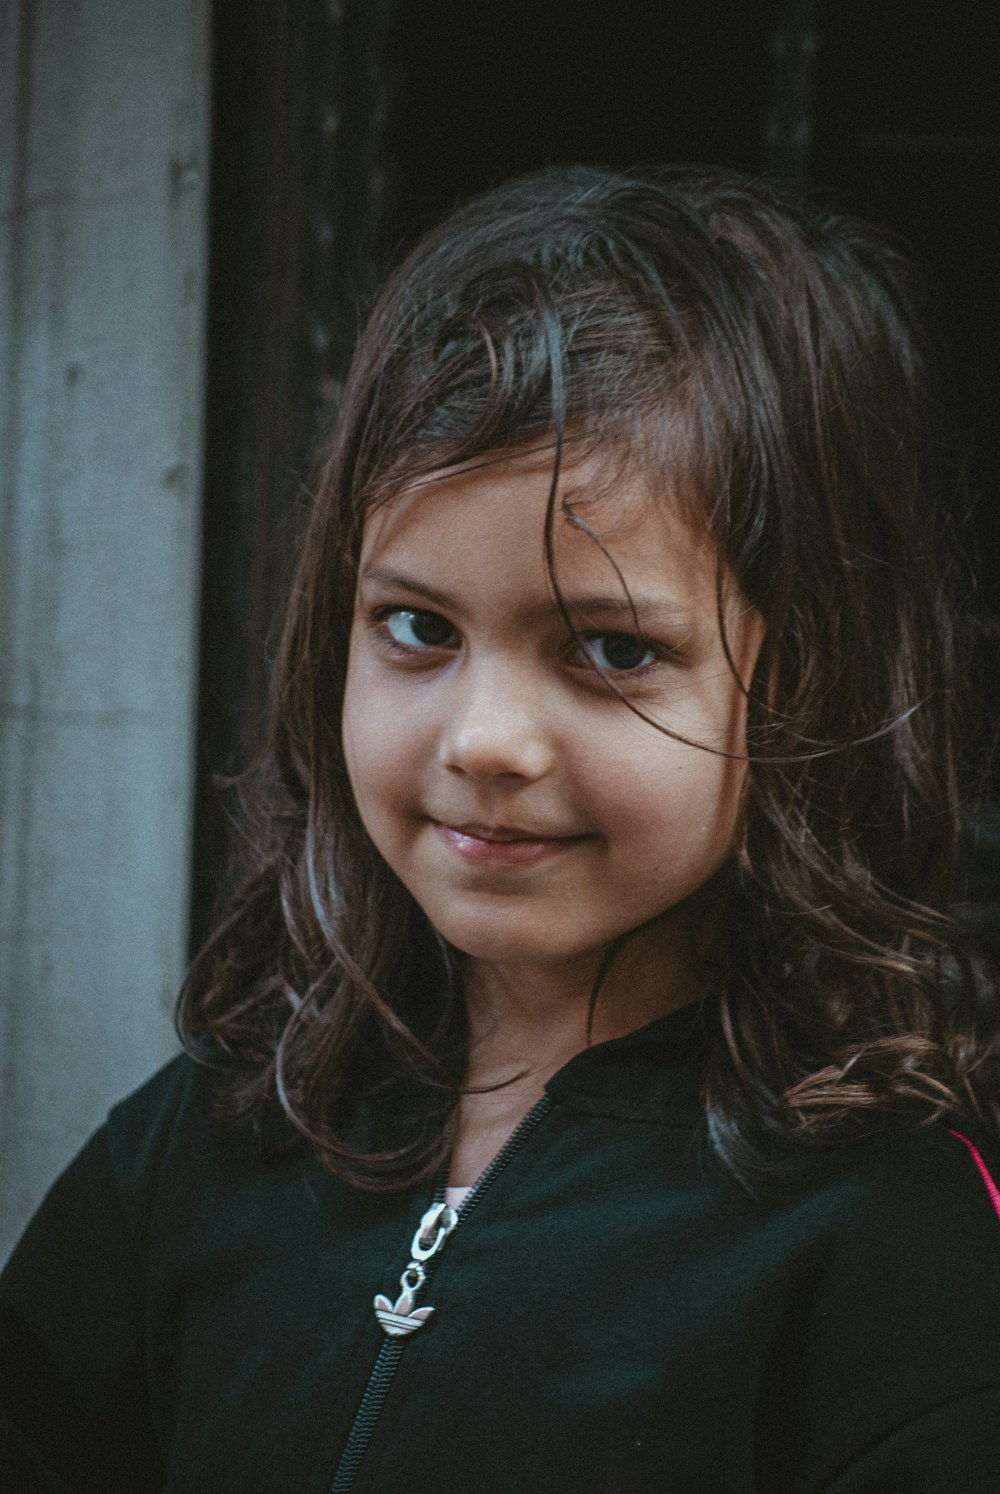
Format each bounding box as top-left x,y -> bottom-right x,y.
358,449 -> 716,590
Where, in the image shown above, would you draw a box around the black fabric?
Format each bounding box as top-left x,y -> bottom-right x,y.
2,1005 -> 999,1493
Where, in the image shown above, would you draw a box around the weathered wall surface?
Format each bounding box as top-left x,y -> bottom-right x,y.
0,0 -> 209,1260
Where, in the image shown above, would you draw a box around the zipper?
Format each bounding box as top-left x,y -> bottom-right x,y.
327,1095 -> 553,1493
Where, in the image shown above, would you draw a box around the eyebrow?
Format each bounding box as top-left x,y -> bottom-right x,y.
358,566 -> 696,631
359,567 -> 455,611
561,595 -> 694,629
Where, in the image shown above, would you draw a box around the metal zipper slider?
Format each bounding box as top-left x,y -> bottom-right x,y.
373,1202 -> 459,1337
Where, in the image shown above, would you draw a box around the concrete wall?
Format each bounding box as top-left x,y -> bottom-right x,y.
0,0 -> 209,1260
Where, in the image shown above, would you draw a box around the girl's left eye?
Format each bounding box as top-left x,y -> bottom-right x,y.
579,632 -> 658,672
383,608 -> 458,649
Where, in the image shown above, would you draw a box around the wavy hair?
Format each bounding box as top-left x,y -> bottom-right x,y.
178,165 -> 995,1190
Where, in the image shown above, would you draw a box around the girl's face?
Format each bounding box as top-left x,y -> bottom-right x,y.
342,454 -> 763,977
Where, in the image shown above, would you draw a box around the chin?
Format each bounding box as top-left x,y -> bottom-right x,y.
425,909 -> 613,971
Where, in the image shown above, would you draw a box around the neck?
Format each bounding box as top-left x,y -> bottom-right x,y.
461,914 -> 706,1089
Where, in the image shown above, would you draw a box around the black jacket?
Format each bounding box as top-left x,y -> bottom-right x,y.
2,1005 -> 1000,1493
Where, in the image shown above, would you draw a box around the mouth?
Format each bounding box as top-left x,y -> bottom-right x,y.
432,820 -> 589,866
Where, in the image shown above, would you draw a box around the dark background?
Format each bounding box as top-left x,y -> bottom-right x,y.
194,0 -> 999,946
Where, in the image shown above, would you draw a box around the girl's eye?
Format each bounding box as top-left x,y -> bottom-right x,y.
581,632 -> 657,672
383,608 -> 458,650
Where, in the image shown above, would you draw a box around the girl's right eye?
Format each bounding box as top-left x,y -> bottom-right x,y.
382,608 -> 458,650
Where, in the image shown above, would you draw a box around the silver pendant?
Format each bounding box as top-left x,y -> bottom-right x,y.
373,1202 -> 459,1337
374,1263 -> 435,1337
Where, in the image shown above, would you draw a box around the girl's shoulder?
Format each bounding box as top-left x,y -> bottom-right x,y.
766,1120 -> 1000,1395
2,1051 -> 317,1338
84,1050 -> 215,1221
721,1120 -> 1000,1492
3,1054 -> 222,1285
797,1116 -> 1000,1240
753,1117 -> 1000,1296
102,1049 -> 307,1236
108,1048 -> 205,1133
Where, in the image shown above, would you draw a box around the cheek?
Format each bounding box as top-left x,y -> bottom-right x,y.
683,755 -> 748,854
604,747 -> 748,873
342,656 -> 429,838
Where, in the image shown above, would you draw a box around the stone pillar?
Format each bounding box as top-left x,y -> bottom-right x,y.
0,0 -> 209,1260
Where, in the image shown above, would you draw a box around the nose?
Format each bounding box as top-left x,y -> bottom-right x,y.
440,660 -> 556,783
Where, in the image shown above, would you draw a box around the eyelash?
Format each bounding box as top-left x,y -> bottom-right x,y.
369,606 -> 670,675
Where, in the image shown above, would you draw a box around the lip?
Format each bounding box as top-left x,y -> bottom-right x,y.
432,821 -> 587,866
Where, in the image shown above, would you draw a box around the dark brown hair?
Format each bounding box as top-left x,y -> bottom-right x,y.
178,165 -> 995,1190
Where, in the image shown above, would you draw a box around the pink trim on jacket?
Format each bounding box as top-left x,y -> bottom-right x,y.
948,1129 -> 1000,1221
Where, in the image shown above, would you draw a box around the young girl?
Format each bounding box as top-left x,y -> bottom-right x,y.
2,165 -> 999,1493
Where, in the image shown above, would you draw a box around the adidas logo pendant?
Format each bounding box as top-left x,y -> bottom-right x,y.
373,1285 -> 435,1337
373,1202 -> 459,1338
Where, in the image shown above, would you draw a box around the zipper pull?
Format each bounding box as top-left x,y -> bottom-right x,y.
373,1202 -> 459,1337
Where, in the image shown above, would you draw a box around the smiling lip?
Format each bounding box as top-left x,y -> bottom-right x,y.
433,821 -> 586,866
